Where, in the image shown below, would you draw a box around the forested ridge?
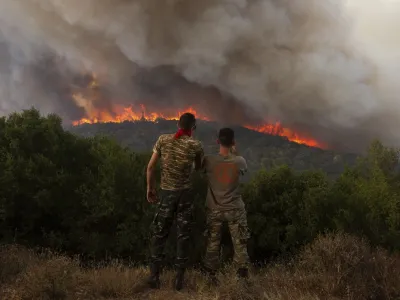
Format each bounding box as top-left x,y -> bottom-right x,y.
0,108 -> 399,262
1,108 -> 400,299
70,119 -> 358,180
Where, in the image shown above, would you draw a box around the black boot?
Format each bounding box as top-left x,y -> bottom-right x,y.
200,265 -> 219,287
147,263 -> 161,289
237,267 -> 249,280
206,272 -> 219,287
174,268 -> 185,291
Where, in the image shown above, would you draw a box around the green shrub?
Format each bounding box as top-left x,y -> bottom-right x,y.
0,108 -> 399,265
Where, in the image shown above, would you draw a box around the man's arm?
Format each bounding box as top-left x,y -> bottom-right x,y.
147,152 -> 159,192
147,137 -> 161,203
230,145 -> 238,155
194,142 -> 205,171
238,156 -> 248,176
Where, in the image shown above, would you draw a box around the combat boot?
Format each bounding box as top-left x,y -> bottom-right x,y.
147,263 -> 161,289
237,267 -> 249,280
200,265 -> 219,287
206,271 -> 219,287
174,268 -> 185,291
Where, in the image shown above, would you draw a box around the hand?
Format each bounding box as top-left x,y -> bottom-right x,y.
230,145 -> 237,155
147,188 -> 158,204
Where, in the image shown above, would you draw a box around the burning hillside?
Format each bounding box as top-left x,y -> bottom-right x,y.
0,0 -> 399,153
70,73 -> 325,149
71,103 -> 325,148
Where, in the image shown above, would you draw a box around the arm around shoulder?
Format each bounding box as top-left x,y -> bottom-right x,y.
237,156 -> 248,175
194,141 -> 205,171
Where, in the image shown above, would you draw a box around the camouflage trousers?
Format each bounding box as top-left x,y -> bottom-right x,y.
203,208 -> 250,271
149,188 -> 193,269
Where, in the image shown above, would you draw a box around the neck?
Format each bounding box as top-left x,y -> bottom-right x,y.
219,146 -> 230,156
174,128 -> 192,139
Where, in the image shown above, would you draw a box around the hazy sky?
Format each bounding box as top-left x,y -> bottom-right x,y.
346,0 -> 400,59
0,0 -> 400,151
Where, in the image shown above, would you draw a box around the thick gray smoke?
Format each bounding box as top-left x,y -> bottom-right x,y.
0,0 -> 399,151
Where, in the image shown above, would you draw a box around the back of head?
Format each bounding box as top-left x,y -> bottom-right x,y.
178,113 -> 196,130
218,128 -> 235,147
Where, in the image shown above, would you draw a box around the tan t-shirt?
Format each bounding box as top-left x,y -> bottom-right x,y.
153,134 -> 203,191
203,154 -> 247,211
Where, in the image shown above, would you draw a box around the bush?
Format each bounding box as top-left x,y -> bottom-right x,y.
244,166 -> 330,260
264,233 -> 400,300
293,233 -> 400,298
0,109 -> 154,261
0,245 -> 38,284
0,108 -> 400,266
326,142 -> 400,249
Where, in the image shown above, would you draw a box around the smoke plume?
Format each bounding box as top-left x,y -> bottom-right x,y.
0,0 -> 399,151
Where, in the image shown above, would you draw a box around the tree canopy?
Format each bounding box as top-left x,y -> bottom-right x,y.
0,108 -> 399,265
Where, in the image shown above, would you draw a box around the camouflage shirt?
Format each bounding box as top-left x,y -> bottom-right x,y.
153,134 -> 204,191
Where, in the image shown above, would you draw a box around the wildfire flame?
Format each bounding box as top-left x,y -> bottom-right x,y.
71,74 -> 325,149
72,104 -> 210,125
72,104 -> 325,148
245,123 -> 325,148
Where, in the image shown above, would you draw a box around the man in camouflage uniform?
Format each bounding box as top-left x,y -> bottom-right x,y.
201,128 -> 250,284
146,112 -> 204,291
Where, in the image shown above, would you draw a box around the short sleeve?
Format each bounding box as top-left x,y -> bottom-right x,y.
237,156 -> 248,175
153,136 -> 162,155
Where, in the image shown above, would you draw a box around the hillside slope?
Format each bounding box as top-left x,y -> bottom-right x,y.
69,120 -> 357,178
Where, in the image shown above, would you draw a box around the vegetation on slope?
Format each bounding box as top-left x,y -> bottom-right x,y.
70,120 -> 358,179
0,108 -> 400,299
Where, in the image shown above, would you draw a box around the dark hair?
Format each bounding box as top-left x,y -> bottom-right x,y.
178,113 -> 196,130
218,128 -> 235,147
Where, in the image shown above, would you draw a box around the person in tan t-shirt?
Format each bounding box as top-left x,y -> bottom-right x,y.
201,128 -> 251,285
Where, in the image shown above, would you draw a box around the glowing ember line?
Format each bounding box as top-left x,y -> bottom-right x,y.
70,74 -> 324,148
72,105 -> 324,148
72,105 -> 210,126
243,123 -> 324,148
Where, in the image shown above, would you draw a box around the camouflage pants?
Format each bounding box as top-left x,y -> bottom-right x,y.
149,188 -> 193,269
203,208 -> 250,271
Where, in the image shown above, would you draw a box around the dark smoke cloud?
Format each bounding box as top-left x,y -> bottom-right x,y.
0,0 -> 399,151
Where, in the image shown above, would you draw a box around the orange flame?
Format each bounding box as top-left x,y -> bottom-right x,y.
72,104 -> 325,148
72,105 -> 210,125
244,123 -> 324,148
71,73 -> 325,148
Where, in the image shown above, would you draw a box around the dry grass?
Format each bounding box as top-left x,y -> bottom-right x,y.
1,233 -> 399,300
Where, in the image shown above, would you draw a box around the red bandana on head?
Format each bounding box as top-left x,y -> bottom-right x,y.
174,128 -> 192,139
